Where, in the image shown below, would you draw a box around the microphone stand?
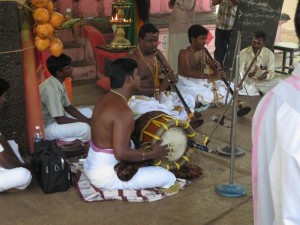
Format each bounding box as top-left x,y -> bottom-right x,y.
215,31 -> 246,197
200,44 -> 261,152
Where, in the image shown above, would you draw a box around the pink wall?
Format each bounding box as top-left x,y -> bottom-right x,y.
56,0 -> 103,17
150,0 -> 214,14
56,0 -> 214,18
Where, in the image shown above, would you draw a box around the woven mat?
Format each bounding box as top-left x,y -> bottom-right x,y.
71,163 -> 190,202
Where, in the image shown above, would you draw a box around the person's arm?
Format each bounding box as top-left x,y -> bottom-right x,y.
62,105 -> 90,125
239,49 -> 257,79
178,49 -> 218,79
178,0 -> 196,11
0,135 -> 22,169
168,0 -> 176,9
112,109 -> 169,162
212,0 -> 222,6
231,0 -> 238,6
260,50 -> 276,80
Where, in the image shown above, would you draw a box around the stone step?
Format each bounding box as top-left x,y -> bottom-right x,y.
71,60 -> 97,81
63,42 -> 85,62
57,28 -> 74,43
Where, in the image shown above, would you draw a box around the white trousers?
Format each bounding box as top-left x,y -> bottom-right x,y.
45,107 -> 92,142
0,140 -> 32,192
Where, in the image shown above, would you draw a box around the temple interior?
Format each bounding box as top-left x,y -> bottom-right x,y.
0,0 -> 299,225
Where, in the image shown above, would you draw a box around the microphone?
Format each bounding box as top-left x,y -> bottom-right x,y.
211,115 -> 218,123
187,140 -> 209,152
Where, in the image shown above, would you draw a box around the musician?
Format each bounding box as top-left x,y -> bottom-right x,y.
252,2 -> 300,223
0,78 -> 32,192
239,31 -> 282,96
84,58 -> 177,190
177,24 -> 230,106
126,23 -> 196,120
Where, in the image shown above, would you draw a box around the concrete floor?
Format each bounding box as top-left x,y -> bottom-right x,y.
1,29 -> 299,225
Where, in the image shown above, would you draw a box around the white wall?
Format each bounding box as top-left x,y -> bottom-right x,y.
281,0 -> 297,30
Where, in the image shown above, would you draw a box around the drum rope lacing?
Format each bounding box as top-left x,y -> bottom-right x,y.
141,114 -> 196,170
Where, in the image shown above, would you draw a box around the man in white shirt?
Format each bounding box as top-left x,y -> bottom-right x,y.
40,54 -> 92,142
239,31 -> 281,96
252,4 -> 300,224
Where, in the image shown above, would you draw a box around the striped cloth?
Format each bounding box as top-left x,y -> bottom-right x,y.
71,163 -> 189,202
216,0 -> 237,30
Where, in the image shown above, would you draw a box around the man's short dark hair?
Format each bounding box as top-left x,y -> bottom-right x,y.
46,53 -> 72,77
109,58 -> 138,89
254,31 -> 267,42
138,23 -> 159,39
0,78 -> 10,96
188,24 -> 209,43
295,0 -> 300,39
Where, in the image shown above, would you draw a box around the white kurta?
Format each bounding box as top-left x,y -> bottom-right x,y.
252,63 -> 300,225
239,46 -> 281,96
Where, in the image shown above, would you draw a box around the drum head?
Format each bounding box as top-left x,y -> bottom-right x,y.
160,127 -> 187,161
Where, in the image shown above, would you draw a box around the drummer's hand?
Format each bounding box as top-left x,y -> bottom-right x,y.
150,141 -> 169,160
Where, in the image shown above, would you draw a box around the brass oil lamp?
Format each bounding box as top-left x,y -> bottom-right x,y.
108,0 -> 132,49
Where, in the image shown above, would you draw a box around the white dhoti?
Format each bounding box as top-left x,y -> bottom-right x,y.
239,78 -> 282,96
128,92 -> 195,120
176,75 -> 232,105
0,140 -> 32,192
84,143 -> 176,190
45,107 -> 92,142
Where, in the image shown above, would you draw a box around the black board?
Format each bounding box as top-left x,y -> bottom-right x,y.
223,0 -> 284,70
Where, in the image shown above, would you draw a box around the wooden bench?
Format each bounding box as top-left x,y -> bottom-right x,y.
274,42 -> 300,74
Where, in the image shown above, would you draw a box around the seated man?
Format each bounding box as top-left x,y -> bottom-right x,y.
126,23 -> 196,121
0,78 -> 32,192
177,24 -> 230,106
84,58 -> 177,190
40,54 -> 92,143
239,31 -> 281,96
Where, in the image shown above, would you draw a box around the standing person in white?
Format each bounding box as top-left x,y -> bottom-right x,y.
252,2 -> 300,224
0,78 -> 32,192
167,0 -> 196,73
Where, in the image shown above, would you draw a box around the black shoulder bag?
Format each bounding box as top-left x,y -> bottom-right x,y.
31,140 -> 71,194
